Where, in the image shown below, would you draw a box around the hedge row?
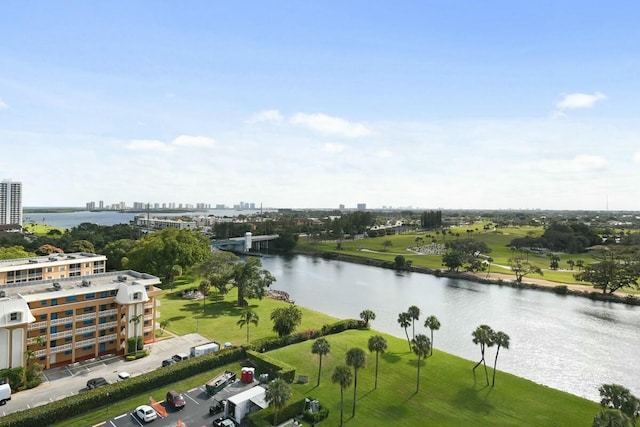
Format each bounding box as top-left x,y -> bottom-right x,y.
248,397 -> 307,427
0,347 -> 246,427
245,350 -> 296,383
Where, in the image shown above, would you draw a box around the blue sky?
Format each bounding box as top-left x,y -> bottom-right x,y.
1,1 -> 639,210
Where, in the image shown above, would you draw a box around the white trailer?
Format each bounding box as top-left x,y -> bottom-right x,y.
190,341 -> 221,357
0,383 -> 11,405
226,385 -> 268,423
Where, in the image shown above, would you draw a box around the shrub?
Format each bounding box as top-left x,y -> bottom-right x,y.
553,285 -> 569,295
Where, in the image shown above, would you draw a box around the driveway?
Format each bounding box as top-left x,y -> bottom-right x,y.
1,333 -> 212,416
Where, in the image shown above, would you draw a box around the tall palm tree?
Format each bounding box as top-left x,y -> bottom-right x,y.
485,257 -> 494,278
411,334 -> 431,392
236,307 -> 259,343
129,313 -> 144,353
472,324 -> 495,386
407,305 -> 421,339
359,309 -> 376,328
199,279 -> 211,312
345,347 -> 366,418
311,338 -> 331,387
397,312 -> 412,351
367,335 -> 387,390
492,331 -> 510,387
264,378 -> 290,425
424,315 -> 441,356
332,365 -> 352,427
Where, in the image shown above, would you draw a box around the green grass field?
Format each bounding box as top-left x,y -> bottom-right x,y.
54,329 -> 599,427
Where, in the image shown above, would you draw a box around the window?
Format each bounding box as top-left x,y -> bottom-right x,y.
133,292 -> 141,300
65,337 -> 72,342
64,350 -> 72,355
47,267 -> 53,272
101,292 -> 107,298
52,299 -> 58,306
41,300 -> 48,307
65,310 -> 72,316
83,332 -> 93,338
40,314 -> 47,320
83,319 -> 93,325
85,263 -> 90,268
86,293 -> 95,300
83,307 -> 94,313
65,296 -> 77,303
50,326 -> 57,333
59,266 -> 65,271
10,312 -> 22,321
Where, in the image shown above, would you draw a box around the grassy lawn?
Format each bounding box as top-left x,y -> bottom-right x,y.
55,329 -> 599,427
22,223 -> 65,236
157,277 -> 340,345
268,329 -> 599,427
297,223 -> 602,286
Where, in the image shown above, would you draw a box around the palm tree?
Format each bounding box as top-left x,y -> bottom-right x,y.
311,338 -> 331,387
345,347 -> 366,418
359,309 -> 376,328
236,308 -> 259,343
332,366 -> 353,427
411,334 -> 431,392
129,313 -> 144,353
472,324 -> 495,386
264,378 -> 290,425
397,312 -> 412,351
159,319 -> 171,335
407,305 -> 420,339
368,335 -> 387,390
424,315 -> 441,356
491,331 -> 510,386
485,257 -> 494,278
199,279 -> 211,312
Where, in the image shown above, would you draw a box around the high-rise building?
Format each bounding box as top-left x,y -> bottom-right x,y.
0,179 -> 22,226
357,203 -> 367,211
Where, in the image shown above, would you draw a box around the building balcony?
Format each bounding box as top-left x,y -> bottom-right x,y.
28,321 -> 47,330
52,343 -> 73,354
98,334 -> 117,343
50,330 -> 73,340
99,309 -> 118,317
76,313 -> 96,321
27,335 -> 46,345
75,338 -> 96,348
98,321 -> 117,330
51,316 -> 74,326
75,325 -> 96,335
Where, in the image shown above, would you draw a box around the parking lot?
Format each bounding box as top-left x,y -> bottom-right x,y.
104,385 -> 215,427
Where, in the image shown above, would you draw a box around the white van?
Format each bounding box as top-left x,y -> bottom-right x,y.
0,383 -> 11,405
172,353 -> 190,362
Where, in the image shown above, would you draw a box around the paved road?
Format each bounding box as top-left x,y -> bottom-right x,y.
1,333 -> 212,417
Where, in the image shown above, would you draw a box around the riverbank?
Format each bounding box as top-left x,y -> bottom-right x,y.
293,247 -> 640,306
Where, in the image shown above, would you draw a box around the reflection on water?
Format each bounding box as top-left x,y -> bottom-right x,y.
260,254 -> 640,402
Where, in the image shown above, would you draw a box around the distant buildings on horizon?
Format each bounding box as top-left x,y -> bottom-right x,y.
0,179 -> 22,226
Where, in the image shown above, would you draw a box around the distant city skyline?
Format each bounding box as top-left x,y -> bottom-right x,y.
1,2 -> 639,210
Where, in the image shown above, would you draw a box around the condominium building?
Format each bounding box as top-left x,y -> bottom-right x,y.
0,253 -> 161,370
0,179 -> 22,226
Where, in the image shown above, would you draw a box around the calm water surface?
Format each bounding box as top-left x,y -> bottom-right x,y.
260,254 -> 640,402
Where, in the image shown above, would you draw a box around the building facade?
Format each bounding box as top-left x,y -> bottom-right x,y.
0,253 -> 161,370
0,179 -> 22,226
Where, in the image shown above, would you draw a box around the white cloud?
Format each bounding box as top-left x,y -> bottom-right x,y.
633,150 -> 640,164
556,92 -> 607,110
172,135 -> 215,148
0,97 -> 7,109
246,109 -> 283,124
375,149 -> 393,159
568,154 -> 608,171
125,139 -> 172,152
323,143 -> 346,153
290,112 -> 373,138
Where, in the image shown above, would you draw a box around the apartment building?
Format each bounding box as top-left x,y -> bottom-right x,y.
0,179 -> 22,226
0,253 -> 161,370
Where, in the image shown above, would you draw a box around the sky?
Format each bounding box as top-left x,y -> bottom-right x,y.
1,1 -> 639,211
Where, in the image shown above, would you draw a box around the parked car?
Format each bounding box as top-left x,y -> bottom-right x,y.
209,398 -> 225,415
134,405 -> 158,423
0,383 -> 11,405
162,358 -> 176,367
118,371 -> 131,380
86,377 -> 109,390
172,353 -> 190,362
213,418 -> 235,427
166,390 -> 186,409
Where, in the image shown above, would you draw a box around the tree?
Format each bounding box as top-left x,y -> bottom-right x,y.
35,244 -> 64,256
265,378 -> 290,425
548,253 -> 560,270
270,305 -> 302,337
491,331 -> 510,386
567,259 -> 575,270
407,305 -> 420,340
345,348 -> 366,418
394,255 -> 406,269
237,308 -> 259,343
0,246 -> 35,260
126,228 -> 211,282
159,319 -> 171,335
332,366 -> 353,427
168,264 -> 183,293
199,280 -> 211,312
485,257 -> 494,278
592,409 -> 634,427
70,239 -> 95,253
472,324 -> 495,386
102,238 -> 136,271
424,315 -> 441,356
574,250 -> 640,294
508,257 -> 543,282
397,312 -> 412,351
442,250 -> 464,272
411,334 -> 431,392
231,257 -> 276,306
311,338 -> 331,387
598,384 -> 640,423
359,309 -> 376,328
368,335 -> 387,390
129,313 -> 144,353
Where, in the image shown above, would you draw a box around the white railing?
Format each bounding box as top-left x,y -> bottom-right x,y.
27,335 -> 46,345
99,321 -> 117,330
28,321 -> 47,330
75,338 -> 95,348
51,316 -> 73,326
99,309 -> 117,317
98,334 -> 117,343
144,314 -> 154,321
50,330 -> 73,340
76,313 -> 96,321
52,343 -> 73,353
75,325 -> 96,335
143,325 -> 154,332
34,349 -> 47,357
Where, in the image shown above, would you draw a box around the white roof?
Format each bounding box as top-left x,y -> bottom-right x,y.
228,385 -> 266,405
0,296 -> 36,327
